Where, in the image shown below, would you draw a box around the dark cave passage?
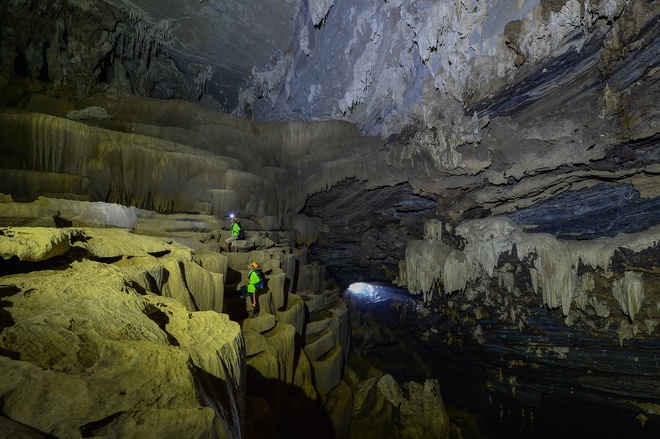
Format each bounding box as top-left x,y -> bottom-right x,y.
346,282 -> 660,439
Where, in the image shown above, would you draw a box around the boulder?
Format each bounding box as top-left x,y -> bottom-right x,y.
0,258 -> 244,438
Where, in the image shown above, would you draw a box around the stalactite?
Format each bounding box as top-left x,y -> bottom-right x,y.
399,239 -> 451,301
618,319 -> 639,347
612,271 -> 645,323
193,64 -> 214,99
404,217 -> 660,321
518,234 -> 575,317
443,249 -> 468,295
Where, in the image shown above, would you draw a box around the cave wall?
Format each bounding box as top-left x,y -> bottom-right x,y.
0,91 -> 388,242
386,216 -> 660,437
3,1 -> 658,228
242,0 -> 658,137
0,1 -> 195,104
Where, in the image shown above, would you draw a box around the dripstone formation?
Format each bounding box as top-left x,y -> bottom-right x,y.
1,0 -> 659,438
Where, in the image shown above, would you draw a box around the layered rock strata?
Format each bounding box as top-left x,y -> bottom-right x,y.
0,226 -> 245,438
1,2 -> 659,433
388,217 -> 660,437
0,198 -> 453,438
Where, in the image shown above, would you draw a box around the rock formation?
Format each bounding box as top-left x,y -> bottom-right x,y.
1,0 -> 659,438
0,199 -> 451,438
0,226 -> 245,438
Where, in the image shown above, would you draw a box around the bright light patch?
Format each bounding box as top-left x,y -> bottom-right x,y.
348,282 -> 374,296
347,282 -> 408,305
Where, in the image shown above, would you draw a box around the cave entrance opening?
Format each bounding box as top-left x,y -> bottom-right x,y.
347,282 -> 411,305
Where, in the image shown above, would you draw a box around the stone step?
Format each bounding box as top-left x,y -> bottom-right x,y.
304,328 -> 335,362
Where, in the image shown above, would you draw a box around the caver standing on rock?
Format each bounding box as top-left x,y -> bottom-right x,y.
225,215 -> 243,252
241,260 -> 262,317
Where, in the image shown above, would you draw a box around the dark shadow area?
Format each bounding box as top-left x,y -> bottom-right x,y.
223,288 -> 249,321
190,363 -> 241,438
53,216 -> 73,227
417,303 -> 660,439
0,254 -> 75,277
94,50 -> 113,84
143,303 -> 179,346
0,286 -> 20,361
80,412 -> 124,438
225,267 -> 242,285
1,403 -> 59,439
290,258 -> 299,296
13,46 -> 30,77
147,250 -> 171,258
346,281 -> 660,439
38,41 -> 50,83
126,265 -> 164,297
127,280 -> 147,296
0,285 -> 20,300
347,283 -> 430,383
94,256 -> 124,264
244,369 -> 335,439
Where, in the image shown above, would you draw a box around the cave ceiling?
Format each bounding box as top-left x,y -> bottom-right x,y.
108,0 -> 299,109
1,0 -> 659,289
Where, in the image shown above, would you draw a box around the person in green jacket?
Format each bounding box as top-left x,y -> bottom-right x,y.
225,216 -> 242,252
241,260 -> 262,317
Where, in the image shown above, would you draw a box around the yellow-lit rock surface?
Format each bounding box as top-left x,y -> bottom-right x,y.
0,198 -> 453,438
0,228 -> 244,438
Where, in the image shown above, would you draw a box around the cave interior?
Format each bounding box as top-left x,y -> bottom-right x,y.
0,1 -> 659,438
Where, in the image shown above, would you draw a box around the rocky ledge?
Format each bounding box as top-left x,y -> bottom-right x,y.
0,198 -> 455,439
